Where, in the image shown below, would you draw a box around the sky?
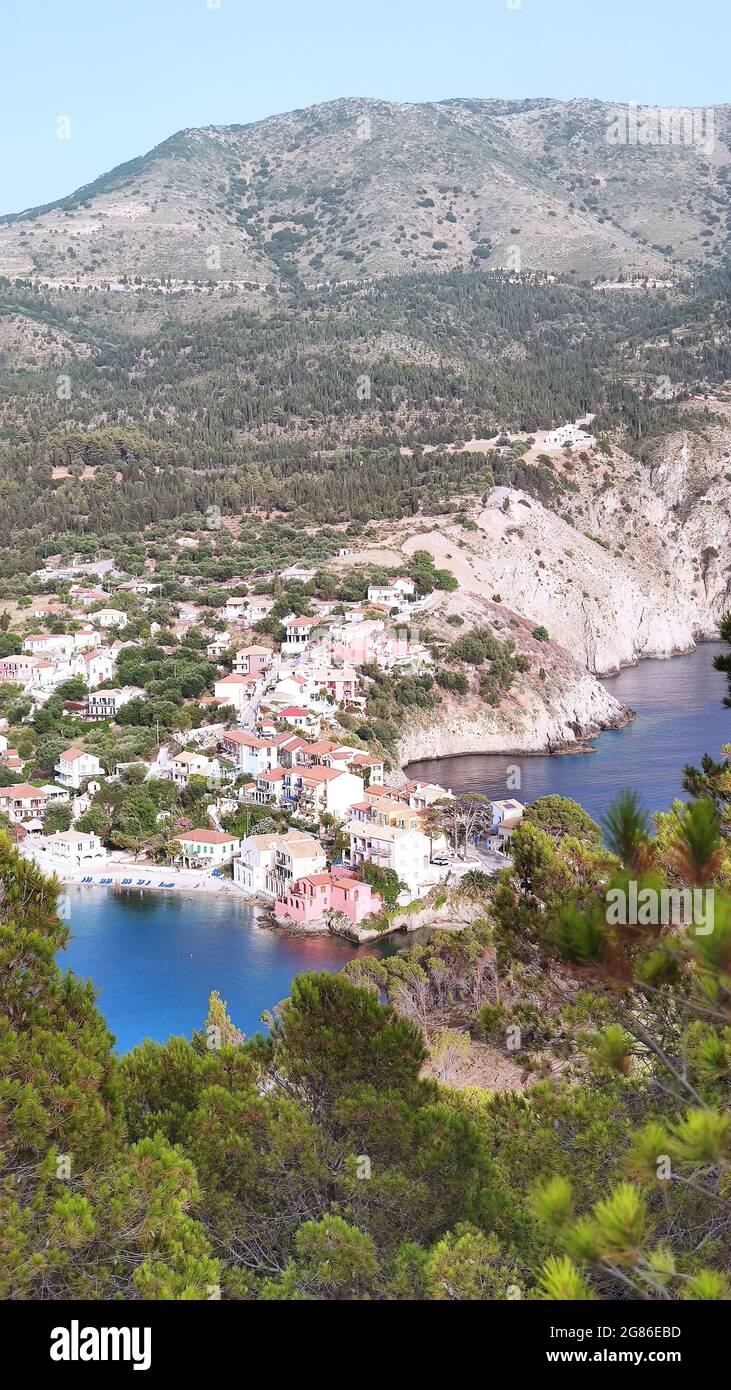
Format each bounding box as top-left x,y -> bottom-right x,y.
2,0 -> 728,214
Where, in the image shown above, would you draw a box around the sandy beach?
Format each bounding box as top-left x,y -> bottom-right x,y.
20,841 -> 244,898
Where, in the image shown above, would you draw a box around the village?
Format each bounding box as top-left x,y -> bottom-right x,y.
0,550 -> 525,936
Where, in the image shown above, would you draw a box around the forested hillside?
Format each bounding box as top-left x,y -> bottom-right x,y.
2,265 -> 731,560
0,96 -> 730,565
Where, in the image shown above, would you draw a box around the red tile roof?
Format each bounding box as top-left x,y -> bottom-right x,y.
0,783 -> 49,799
300,766 -> 342,783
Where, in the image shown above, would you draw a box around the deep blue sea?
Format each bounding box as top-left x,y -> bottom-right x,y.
60,889 -> 394,1054
59,643 -> 729,1053
406,642 -> 730,823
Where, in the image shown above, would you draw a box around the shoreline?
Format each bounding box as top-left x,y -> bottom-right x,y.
400,638 -> 720,771
24,643 -> 721,902
595,634 -> 720,681
21,849 -> 253,901
403,704 -> 634,771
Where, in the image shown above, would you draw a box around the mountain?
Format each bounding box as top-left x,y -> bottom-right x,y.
1,96 -> 730,584
1,97 -> 730,288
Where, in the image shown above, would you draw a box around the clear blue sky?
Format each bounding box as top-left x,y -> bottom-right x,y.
2,0 -> 727,214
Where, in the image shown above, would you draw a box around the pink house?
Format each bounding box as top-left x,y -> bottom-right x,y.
274,868 -> 382,925
0,654 -> 38,684
310,667 -> 359,703
233,645 -> 272,677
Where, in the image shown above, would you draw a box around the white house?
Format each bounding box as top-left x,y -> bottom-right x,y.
245,597 -> 275,624
170,751 -> 221,788
281,615 -> 320,654
277,706 -> 322,736
177,829 -> 240,868
543,421 -> 595,450
54,746 -> 105,791
40,783 -> 71,805
273,766 -> 364,820
221,597 -> 248,622
220,730 -> 281,778
48,830 -> 107,865
269,672 -> 311,706
29,659 -> 67,693
366,577 -> 416,607
213,673 -> 258,711
92,608 -> 128,629
346,820 -> 439,896
86,686 -> 145,720
73,649 -> 116,688
206,636 -> 230,660
71,626 -> 100,652
23,633 -> 75,659
233,829 -> 326,899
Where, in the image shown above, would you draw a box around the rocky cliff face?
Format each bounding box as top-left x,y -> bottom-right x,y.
397,667 -> 628,764
384,410 -> 731,677
340,408 -> 731,760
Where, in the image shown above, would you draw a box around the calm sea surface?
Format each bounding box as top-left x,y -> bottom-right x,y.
60,643 -> 729,1052
60,889 -> 400,1054
406,642 -> 729,823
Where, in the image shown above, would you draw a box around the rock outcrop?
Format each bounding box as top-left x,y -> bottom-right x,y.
397,666 -> 628,764
339,408 -> 731,760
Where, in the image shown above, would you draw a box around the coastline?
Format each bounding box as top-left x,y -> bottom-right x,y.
401,701 -> 634,770
25,703 -> 633,897
25,642 -> 722,904
21,848 -> 249,900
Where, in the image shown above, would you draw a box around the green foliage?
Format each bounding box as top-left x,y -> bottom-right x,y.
445,625 -> 527,702
537,1255 -> 595,1301
43,801 -> 73,834
525,795 -> 601,845
601,789 -> 650,868
408,551 -> 459,596
549,903 -> 608,963
435,668 -> 469,695
0,832 -> 217,1298
3,750 -> 731,1303
358,860 -> 406,907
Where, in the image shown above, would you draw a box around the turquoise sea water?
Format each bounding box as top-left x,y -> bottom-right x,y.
60,643 -> 729,1053
60,888 -> 395,1053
